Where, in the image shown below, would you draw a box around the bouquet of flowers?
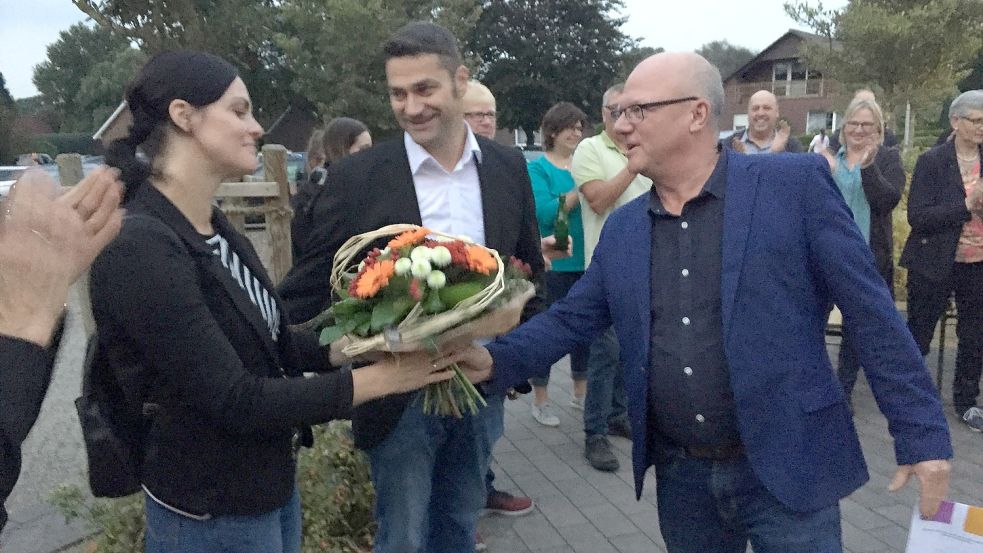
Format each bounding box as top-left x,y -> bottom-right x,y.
304,224 -> 536,417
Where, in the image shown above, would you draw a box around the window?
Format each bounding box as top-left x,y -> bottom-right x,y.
733,114 -> 748,131
806,111 -> 837,133
772,60 -> 822,98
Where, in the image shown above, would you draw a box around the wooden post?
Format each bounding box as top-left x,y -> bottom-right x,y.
55,153 -> 84,186
262,144 -> 293,284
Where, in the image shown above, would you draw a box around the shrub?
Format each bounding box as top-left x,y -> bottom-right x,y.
50,421 -> 375,552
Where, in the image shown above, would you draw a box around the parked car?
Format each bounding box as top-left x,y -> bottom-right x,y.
15,153 -> 54,166
0,166 -> 28,198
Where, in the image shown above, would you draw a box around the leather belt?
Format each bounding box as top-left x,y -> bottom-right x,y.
681,443 -> 745,461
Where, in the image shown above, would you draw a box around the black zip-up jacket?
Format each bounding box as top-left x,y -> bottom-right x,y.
89,183 -> 352,517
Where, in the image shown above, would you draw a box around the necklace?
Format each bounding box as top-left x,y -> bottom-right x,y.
957,152 -> 979,163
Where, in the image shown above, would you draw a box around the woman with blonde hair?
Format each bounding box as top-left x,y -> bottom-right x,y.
821,97 -> 905,400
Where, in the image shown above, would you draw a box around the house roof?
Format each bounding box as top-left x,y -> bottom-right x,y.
723,29 -> 831,82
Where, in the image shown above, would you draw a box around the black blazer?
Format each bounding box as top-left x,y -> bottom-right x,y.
859,146 -> 906,292
0,335 -> 58,530
900,140 -> 978,282
277,135 -> 545,450
89,184 -> 354,517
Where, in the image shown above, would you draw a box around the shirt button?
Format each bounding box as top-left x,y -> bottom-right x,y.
682,316 -> 691,325
681,221 -> 689,229
696,414 -> 705,423
681,268 -> 690,277
683,366 -> 693,376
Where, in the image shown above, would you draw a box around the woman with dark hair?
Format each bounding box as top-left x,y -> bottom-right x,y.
290,117 -> 372,259
527,101 -> 588,427
91,50 -> 457,552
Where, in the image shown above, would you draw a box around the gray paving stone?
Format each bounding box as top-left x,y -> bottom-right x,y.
609,531 -> 661,553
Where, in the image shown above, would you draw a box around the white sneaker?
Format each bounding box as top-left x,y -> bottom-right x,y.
569,396 -> 585,410
531,403 -> 560,426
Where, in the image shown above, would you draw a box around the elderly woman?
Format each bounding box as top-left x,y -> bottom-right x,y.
901,90 -> 983,432
527,101 -> 588,427
821,97 -> 905,401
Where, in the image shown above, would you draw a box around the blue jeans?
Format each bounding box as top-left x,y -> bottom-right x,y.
144,488 -> 301,553
367,399 -> 491,553
483,394 -> 505,494
653,451 -> 842,553
530,271 -> 589,386
584,327 -> 628,436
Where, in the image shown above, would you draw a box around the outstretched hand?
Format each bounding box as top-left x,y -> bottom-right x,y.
888,459 -> 951,519
437,345 -> 494,385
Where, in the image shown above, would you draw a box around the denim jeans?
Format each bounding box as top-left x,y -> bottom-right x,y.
483,394 -> 505,494
530,271 -> 589,386
367,398 -> 491,553
653,451 -> 842,553
144,488 -> 301,553
584,327 -> 628,436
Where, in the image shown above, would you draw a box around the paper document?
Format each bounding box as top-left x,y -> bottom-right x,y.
905,500 -> 983,552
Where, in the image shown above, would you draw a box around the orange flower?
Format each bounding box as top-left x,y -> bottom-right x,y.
388,227 -> 431,250
465,245 -> 497,275
353,259 -> 396,298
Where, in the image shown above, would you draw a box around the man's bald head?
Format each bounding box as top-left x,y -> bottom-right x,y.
625,52 -> 724,128
747,89 -> 780,138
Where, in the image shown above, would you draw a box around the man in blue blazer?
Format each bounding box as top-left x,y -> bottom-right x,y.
445,53 -> 952,551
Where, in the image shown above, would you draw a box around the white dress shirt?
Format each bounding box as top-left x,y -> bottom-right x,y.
404,127 -> 486,246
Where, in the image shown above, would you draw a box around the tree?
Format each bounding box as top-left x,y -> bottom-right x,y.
0,73 -> 17,164
274,0 -> 481,137
785,0 -> 983,129
75,48 -> 148,132
73,0 -> 295,125
32,22 -> 131,132
696,40 -> 756,79
469,0 -> 635,146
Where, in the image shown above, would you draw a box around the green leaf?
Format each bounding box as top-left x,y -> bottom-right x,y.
319,325 -> 348,346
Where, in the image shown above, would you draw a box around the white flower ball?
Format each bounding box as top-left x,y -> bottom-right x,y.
411,258 -> 432,279
394,257 -> 412,276
426,270 -> 447,289
430,246 -> 452,267
410,246 -> 431,263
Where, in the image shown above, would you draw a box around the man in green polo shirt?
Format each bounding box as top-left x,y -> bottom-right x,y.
570,83 -> 652,471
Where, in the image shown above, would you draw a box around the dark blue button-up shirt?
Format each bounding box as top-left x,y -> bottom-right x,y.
646,150 -> 742,449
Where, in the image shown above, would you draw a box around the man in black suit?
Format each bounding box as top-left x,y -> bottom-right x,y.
277,22 -> 544,553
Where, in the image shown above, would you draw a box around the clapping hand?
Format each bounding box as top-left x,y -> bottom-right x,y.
966,182 -> 983,217
0,168 -> 123,346
773,120 -> 791,152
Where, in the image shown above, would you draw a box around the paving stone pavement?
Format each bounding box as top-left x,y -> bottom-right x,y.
2,301 -> 981,552
478,340 -> 983,553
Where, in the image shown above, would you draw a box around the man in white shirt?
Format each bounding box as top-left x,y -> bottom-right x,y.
570,83 -> 652,471
278,22 -> 545,553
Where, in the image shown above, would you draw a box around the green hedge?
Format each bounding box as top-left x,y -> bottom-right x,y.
50,421 -> 375,553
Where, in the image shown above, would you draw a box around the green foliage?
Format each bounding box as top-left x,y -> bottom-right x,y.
274,0 -> 480,136
0,73 -> 16,164
49,422 -> 376,552
32,23 -> 131,132
75,48 -> 148,132
73,0 -> 296,125
696,40 -> 757,79
469,0 -> 635,145
785,0 -> 983,124
616,45 -> 664,81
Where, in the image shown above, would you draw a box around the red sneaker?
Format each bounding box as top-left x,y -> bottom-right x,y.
484,489 -> 534,516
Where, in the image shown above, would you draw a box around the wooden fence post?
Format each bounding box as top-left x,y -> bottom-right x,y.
262,144 -> 293,284
55,154 -> 84,186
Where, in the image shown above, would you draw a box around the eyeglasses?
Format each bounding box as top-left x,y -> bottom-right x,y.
844,121 -> 878,131
604,104 -> 620,118
612,96 -> 699,123
465,111 -> 496,121
960,116 -> 983,128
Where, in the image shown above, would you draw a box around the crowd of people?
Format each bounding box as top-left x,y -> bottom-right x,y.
1,18 -> 980,553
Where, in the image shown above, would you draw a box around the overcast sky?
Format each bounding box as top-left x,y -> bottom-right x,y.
0,0 -> 847,100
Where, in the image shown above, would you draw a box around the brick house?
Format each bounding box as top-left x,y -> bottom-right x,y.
722,29 -> 842,136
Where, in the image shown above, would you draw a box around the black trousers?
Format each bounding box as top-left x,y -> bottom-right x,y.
906,261 -> 983,411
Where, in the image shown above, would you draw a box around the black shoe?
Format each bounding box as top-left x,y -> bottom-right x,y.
585,435 -> 619,472
607,418 -> 631,439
